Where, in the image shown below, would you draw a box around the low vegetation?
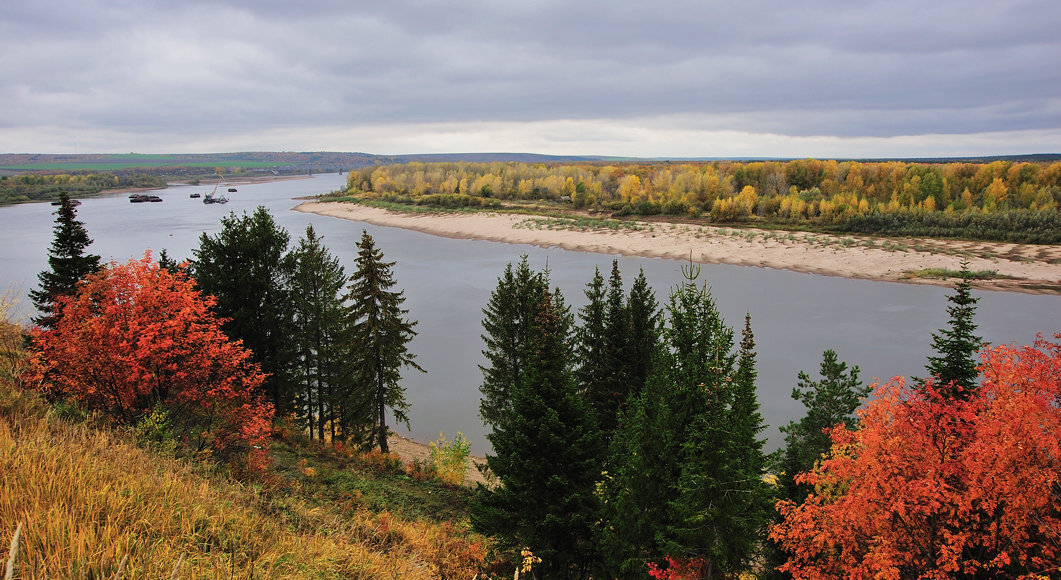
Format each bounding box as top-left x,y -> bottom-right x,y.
1,373 -> 490,579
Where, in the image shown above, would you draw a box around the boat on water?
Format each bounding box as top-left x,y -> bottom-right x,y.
228,187 -> 237,192
202,176 -> 229,204
50,199 -> 82,206
129,194 -> 163,203
190,192 -> 201,198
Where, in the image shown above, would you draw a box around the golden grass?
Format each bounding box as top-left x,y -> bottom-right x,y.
0,378 -> 487,578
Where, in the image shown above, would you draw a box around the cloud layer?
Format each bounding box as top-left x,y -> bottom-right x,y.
3,0 -> 1060,156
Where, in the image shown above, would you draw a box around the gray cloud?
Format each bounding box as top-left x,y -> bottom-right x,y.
2,0 -> 1059,155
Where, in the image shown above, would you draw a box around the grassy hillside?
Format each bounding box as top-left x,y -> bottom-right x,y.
0,376 -> 490,578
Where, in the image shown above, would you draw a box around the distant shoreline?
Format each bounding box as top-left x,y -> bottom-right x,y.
296,201 -> 1061,295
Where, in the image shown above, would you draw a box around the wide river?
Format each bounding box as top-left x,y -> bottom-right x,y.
3,173 -> 1059,453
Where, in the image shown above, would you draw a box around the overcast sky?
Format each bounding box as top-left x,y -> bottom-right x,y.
2,0 -> 1060,158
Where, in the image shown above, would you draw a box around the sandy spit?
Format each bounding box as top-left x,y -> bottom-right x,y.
296,202 -> 1061,295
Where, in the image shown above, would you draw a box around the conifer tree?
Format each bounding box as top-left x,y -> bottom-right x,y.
478,255 -> 548,429
344,230 -> 424,452
925,259 -> 983,397
30,191 -> 101,329
291,225 -> 349,442
778,349 -> 867,503
626,267 -> 661,395
576,266 -> 608,393
601,262 -> 751,576
191,206 -> 297,413
472,288 -> 603,578
677,313 -> 772,573
597,260 -> 633,434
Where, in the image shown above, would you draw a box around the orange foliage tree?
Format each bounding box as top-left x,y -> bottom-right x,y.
30,254 -> 274,466
771,336 -> 1061,578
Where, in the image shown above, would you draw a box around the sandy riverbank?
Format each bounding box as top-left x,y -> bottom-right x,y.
297,201 -> 1061,294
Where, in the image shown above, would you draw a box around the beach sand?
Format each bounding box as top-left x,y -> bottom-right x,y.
296,201 -> 1061,294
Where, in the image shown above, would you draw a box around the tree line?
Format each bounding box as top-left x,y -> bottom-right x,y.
28,195 -> 423,461
470,252 -> 1060,577
0,172 -> 167,205
343,159 -> 1061,242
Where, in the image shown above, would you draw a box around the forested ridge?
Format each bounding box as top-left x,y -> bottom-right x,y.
343,158 -> 1061,243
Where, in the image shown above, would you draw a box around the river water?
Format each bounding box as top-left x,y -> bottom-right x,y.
3,173 -> 1059,454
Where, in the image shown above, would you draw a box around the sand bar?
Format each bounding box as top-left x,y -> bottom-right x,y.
296,201 -> 1061,294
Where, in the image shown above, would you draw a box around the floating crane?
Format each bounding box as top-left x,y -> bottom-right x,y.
203,176 -> 229,205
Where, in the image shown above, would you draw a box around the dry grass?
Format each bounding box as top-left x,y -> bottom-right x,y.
0,329 -> 488,580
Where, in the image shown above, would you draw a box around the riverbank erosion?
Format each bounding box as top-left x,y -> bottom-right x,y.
295,201 -> 1061,294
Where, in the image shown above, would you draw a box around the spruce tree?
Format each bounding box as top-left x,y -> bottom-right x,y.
576,267 -> 609,397
291,225 -> 350,442
778,349 -> 867,503
597,260 -> 633,434
478,255 -> 548,429
602,262 -> 752,576
925,259 -> 983,397
191,206 -> 297,413
30,191 -> 101,329
625,267 -> 661,396
472,288 -> 603,578
344,230 -> 424,452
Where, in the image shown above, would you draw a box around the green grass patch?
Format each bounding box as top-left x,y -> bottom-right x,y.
908,268 -> 1015,281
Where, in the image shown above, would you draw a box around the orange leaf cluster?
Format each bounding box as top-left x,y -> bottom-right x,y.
771,336 -> 1061,578
29,253 -> 274,465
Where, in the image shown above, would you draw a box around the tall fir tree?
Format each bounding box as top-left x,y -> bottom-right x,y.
191,206 -> 298,413
625,267 -> 661,396
472,287 -> 604,579
30,191 -> 101,329
602,262 -> 761,577
576,266 -> 609,397
344,230 -> 424,452
597,260 -> 634,435
924,259 -> 983,397
778,349 -> 867,503
290,225 -> 350,442
675,313 -> 772,574
478,255 -> 548,429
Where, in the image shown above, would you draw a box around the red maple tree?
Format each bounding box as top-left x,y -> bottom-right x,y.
771,336 -> 1061,578
30,254 -> 274,467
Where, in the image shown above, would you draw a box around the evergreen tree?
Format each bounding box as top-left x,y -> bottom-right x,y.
478,255 -> 548,429
778,349 -> 867,503
291,225 -> 350,442
596,260 -> 633,435
925,259 -> 983,397
576,267 -> 609,396
30,191 -> 101,329
602,262 -> 755,576
472,288 -> 603,578
625,267 -> 661,396
684,313 -> 772,573
344,230 -> 424,452
156,248 -> 181,274
190,206 -> 297,414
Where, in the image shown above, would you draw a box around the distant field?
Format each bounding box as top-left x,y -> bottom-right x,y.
1,161 -> 279,171
0,152 -> 381,173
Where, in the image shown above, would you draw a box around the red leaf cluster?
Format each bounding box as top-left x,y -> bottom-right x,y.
29,253 -> 274,466
771,336 -> 1061,578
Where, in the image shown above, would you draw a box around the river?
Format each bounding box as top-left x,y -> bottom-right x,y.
2,173 -> 1059,454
